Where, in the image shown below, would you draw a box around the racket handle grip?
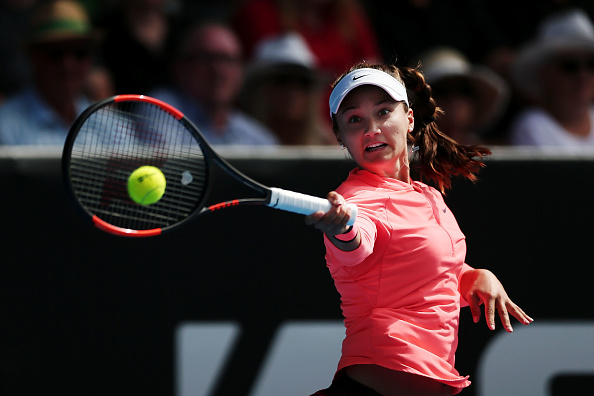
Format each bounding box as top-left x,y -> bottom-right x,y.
269,188 -> 357,226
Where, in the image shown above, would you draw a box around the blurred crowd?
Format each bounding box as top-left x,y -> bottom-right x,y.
0,0 -> 593,150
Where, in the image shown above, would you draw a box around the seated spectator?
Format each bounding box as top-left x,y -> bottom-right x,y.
508,9 -> 594,149
239,33 -> 334,145
0,0 -> 100,145
150,21 -> 278,145
419,47 -> 510,145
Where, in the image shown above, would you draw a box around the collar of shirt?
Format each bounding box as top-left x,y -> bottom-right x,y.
348,168 -> 428,193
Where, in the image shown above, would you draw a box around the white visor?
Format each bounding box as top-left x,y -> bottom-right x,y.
329,68 -> 409,118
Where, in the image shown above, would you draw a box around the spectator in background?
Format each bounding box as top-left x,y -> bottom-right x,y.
508,9 -> 594,149
150,22 -> 278,145
98,0 -> 178,94
230,0 -> 380,80
420,47 -> 510,145
239,33 -> 334,145
0,0 -> 99,145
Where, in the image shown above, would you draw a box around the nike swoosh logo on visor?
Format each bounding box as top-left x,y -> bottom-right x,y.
353,74 -> 369,80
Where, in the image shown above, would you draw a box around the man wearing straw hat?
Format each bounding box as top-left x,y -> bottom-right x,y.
0,0 -> 100,145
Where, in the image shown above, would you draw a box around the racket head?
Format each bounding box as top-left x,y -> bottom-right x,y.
62,95 -> 211,236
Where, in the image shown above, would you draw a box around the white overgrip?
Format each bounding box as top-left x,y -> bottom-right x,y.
268,187 -> 357,226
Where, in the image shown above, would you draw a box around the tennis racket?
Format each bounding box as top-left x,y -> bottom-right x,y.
62,94 -> 357,237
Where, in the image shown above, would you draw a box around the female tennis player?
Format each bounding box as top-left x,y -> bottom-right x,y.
306,63 -> 533,395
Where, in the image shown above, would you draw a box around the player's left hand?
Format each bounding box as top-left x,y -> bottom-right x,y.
460,269 -> 534,332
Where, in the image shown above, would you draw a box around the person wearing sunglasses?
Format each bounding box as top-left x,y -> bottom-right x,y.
509,8 -> 594,149
0,0 -> 104,146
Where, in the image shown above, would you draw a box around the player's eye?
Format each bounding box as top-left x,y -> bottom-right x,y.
378,108 -> 390,116
348,115 -> 361,123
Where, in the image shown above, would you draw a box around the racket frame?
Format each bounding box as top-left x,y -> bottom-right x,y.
62,95 -> 274,237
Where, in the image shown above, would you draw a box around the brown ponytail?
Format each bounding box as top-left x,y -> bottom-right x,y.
399,65 -> 491,193
331,62 -> 491,193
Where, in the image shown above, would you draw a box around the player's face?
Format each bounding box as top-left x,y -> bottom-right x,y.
335,85 -> 414,180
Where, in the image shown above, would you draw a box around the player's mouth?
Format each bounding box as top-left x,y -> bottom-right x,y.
365,142 -> 388,152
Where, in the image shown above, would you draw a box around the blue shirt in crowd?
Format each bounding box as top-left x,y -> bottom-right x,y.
0,86 -> 92,146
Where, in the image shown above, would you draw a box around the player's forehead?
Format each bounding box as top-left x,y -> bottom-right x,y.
339,85 -> 396,112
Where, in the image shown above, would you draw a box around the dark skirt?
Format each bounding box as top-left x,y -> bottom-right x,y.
310,370 -> 381,396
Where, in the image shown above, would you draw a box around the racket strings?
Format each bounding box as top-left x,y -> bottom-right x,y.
68,100 -> 208,231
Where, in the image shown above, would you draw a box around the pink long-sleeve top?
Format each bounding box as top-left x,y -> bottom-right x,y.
324,168 -> 473,394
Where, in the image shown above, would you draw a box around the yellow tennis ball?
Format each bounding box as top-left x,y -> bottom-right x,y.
127,166 -> 166,205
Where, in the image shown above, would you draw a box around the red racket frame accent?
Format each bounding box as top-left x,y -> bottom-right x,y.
114,94 -> 184,120
208,199 -> 240,212
92,216 -> 162,237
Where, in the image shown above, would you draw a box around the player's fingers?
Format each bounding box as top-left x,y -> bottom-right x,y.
467,293 -> 482,324
304,210 -> 325,226
507,301 -> 534,325
325,207 -> 349,234
485,298 -> 496,330
497,299 -> 513,333
321,204 -> 343,223
324,192 -> 351,227
304,205 -> 347,236
326,191 -> 345,207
